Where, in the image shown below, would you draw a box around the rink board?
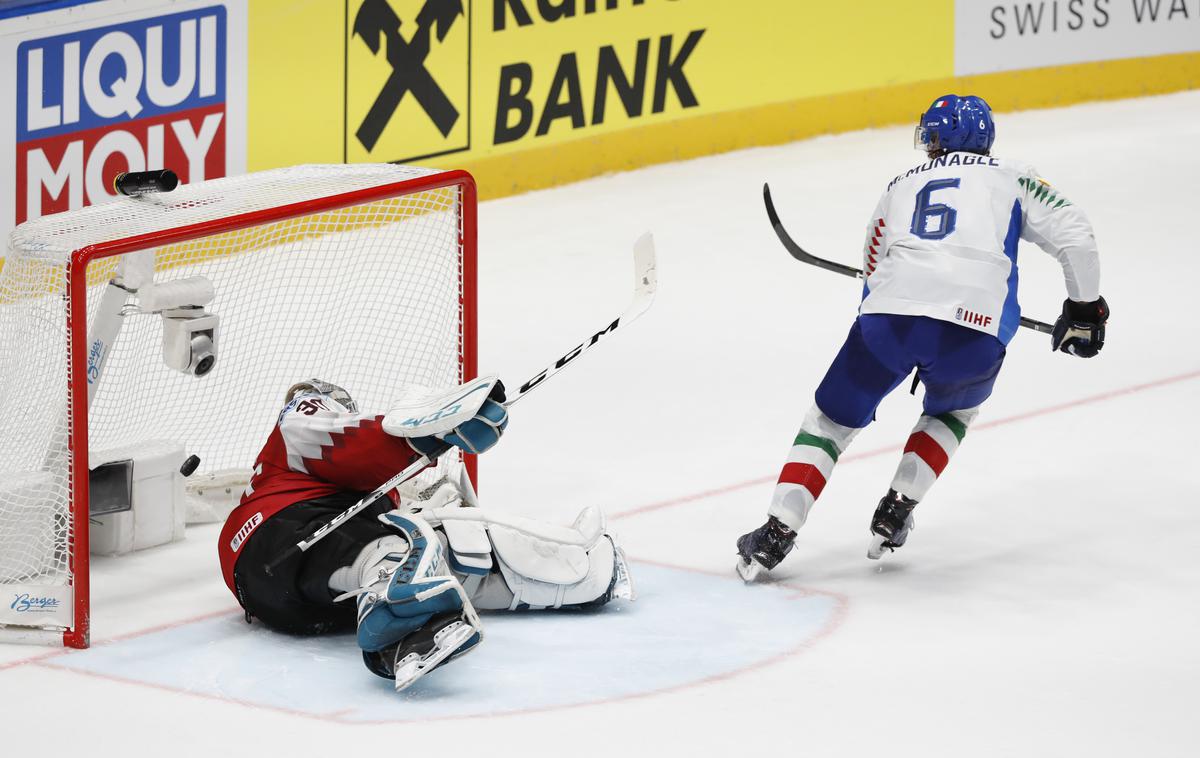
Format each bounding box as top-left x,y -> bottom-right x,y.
40,562 -> 842,723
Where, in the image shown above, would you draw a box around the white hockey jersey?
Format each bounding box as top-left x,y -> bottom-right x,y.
859,152 -> 1100,344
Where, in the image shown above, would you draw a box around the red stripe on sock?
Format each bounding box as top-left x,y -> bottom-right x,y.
777,462 -> 828,499
904,432 -> 949,476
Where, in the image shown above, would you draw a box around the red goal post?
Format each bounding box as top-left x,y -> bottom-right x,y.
0,165 -> 477,648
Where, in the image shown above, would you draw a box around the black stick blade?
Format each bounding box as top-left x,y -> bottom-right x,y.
763,183 -> 864,280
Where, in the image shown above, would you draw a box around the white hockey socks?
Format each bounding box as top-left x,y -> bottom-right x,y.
889,406 -> 979,502
767,405 -> 863,531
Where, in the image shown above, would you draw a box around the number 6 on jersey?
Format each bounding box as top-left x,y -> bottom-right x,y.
910,178 -> 960,240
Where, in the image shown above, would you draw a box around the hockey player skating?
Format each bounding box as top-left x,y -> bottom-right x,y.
218,379 -> 633,691
736,94 -> 1109,581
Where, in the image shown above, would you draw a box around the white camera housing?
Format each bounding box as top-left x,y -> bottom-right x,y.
162,307 -> 219,377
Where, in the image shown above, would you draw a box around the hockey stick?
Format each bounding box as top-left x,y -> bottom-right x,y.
264,233 -> 657,575
762,183 -> 1054,334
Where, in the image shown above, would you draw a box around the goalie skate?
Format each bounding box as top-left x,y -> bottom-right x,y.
391,611 -> 482,692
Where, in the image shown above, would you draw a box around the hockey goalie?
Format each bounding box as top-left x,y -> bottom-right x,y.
217,379 -> 633,692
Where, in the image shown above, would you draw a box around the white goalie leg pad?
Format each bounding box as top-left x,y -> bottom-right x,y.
422,497 -> 632,609
441,517 -> 494,580
426,502 -> 606,549
491,520 -> 620,609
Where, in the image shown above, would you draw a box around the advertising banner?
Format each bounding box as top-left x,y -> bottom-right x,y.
248,0 -> 947,175
955,0 -> 1200,75
0,0 -> 247,245
1,0 -> 1196,239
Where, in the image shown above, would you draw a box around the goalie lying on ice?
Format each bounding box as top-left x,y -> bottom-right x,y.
216,379 -> 634,692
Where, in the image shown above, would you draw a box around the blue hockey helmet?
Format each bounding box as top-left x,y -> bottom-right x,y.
914,95 -> 995,156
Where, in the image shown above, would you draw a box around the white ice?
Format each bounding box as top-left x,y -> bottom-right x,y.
3,91 -> 1198,757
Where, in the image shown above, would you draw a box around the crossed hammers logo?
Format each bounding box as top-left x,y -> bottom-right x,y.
353,0 -> 464,152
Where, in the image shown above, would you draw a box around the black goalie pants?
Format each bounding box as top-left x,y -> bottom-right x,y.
232,492 -> 394,635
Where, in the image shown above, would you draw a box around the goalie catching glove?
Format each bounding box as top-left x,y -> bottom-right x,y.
388,378 -> 509,458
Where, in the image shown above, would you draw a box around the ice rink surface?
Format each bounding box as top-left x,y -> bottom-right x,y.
3,91 -> 1198,756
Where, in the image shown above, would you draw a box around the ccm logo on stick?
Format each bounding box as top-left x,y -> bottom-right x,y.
15,7 -> 229,223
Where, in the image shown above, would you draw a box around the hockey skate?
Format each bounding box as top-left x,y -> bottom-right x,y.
575,536 -> 636,608
867,490 -> 917,560
390,611 -> 482,692
353,512 -> 484,692
609,540 -> 636,602
735,516 -> 796,582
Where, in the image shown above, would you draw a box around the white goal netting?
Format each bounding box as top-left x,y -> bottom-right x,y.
0,164 -> 473,642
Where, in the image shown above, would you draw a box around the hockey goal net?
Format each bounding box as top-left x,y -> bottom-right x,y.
0,164 -> 476,648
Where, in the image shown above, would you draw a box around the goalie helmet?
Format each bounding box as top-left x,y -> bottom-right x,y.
914,94 -> 995,157
285,379 -> 358,413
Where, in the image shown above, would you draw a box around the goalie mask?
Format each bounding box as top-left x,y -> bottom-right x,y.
285,379 -> 358,413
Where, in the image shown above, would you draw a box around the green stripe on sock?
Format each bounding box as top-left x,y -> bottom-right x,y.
934,413 -> 968,443
793,432 -> 840,462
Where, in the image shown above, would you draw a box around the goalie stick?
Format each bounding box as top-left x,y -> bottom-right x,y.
265,233 -> 657,575
762,183 -> 1054,334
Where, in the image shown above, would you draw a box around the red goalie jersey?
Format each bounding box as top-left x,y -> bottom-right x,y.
216,394 -> 424,593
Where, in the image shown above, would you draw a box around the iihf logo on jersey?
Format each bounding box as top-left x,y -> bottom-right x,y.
15,7 -> 229,224
346,0 -> 471,163
956,306 -> 993,328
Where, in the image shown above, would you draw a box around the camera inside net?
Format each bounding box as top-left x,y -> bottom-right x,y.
162,307 -> 219,377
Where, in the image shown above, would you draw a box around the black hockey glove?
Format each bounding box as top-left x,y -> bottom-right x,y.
1050,296 -> 1109,358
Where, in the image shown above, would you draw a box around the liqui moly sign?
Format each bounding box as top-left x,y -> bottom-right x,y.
13,6 -> 231,224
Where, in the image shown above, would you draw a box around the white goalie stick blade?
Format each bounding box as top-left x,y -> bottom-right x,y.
393,620 -> 479,692
510,232 -> 657,403
382,375 -> 501,438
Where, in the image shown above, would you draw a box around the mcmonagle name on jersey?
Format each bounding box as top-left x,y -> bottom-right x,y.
860,152 -> 1100,344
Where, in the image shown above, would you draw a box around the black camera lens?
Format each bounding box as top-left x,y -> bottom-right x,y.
195,355 -> 215,376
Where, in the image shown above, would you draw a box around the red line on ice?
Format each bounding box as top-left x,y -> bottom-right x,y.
611,367 -> 1200,520
8,560 -> 848,726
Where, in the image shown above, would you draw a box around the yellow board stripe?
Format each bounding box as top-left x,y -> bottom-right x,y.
4,51 -> 1197,276
439,51 -> 1200,201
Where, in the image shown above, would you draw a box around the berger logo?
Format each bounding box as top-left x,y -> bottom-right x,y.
86,338 -> 105,384
230,512 -> 263,553
346,0 -> 470,162
11,593 -> 61,613
15,7 -> 228,224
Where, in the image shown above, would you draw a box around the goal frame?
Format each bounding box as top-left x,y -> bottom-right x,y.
52,169 -> 477,649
